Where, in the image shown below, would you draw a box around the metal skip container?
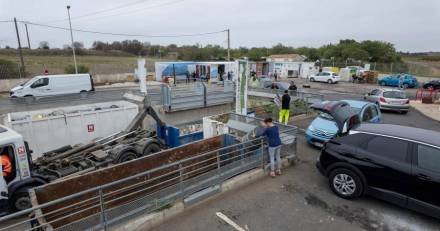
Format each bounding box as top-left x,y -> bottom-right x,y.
4,101 -> 139,159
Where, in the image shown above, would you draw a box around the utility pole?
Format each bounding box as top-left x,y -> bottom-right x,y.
24,23 -> 31,49
14,17 -> 25,76
67,5 -> 78,74
227,29 -> 230,61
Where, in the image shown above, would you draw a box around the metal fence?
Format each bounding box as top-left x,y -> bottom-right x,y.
161,81 -> 234,112
0,123 -> 297,231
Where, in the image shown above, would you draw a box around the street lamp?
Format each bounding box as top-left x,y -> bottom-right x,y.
67,5 -> 78,74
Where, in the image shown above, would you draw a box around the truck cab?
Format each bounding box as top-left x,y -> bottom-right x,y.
0,125 -> 49,212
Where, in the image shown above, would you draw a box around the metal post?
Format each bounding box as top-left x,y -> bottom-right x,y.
179,163 -> 184,197
13,18 -> 25,77
24,23 -> 31,49
227,29 -> 230,61
67,5 -> 78,74
260,139 -> 265,169
98,189 -> 107,231
216,151 -> 221,184
173,64 -> 176,86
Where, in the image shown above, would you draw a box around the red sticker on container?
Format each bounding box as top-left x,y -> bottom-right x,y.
87,124 -> 95,132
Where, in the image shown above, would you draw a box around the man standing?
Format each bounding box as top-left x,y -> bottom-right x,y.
279,90 -> 291,125
257,118 -> 282,177
1,150 -> 11,179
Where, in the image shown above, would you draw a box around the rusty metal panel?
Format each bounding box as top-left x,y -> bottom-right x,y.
32,135 -> 224,228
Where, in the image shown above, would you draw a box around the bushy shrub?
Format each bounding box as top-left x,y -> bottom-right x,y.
0,59 -> 21,78
64,64 -> 90,74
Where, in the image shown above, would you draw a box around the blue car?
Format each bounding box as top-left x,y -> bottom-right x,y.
305,100 -> 381,147
378,74 -> 417,88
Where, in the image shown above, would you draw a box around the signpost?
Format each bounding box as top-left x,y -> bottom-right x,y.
235,60 -> 249,115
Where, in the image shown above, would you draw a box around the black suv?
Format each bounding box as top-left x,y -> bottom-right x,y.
316,123 -> 440,219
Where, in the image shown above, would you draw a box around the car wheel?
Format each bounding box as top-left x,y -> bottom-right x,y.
401,111 -> 408,115
310,77 -> 315,82
327,79 -> 333,84
380,81 -> 386,86
24,95 -> 35,103
329,168 -> 363,199
403,83 -> 409,89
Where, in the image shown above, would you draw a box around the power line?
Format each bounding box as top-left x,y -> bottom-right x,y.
71,0 -> 186,22
20,20 -> 227,38
41,0 -> 156,23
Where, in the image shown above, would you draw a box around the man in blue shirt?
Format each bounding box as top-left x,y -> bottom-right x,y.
257,118 -> 282,177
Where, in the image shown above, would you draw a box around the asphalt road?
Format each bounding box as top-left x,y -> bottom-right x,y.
152,87 -> 440,231
0,87 -> 162,115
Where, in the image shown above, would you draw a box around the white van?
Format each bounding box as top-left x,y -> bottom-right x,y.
10,74 -> 94,98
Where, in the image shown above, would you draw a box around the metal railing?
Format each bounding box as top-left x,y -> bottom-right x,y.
0,126 -> 296,231
161,82 -> 234,112
250,87 -> 324,104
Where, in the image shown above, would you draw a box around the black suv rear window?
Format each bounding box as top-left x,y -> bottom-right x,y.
335,133 -> 371,146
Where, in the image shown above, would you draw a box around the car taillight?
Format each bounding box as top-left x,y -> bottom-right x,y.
380,97 -> 386,103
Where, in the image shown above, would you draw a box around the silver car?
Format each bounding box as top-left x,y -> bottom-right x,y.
364,89 -> 410,114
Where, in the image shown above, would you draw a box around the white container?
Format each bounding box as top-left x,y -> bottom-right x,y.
4,101 -> 139,159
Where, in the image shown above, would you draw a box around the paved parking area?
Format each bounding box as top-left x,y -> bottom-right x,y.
152,86 -> 440,231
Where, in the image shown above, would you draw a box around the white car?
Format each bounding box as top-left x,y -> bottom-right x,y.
309,71 -> 340,84
10,74 -> 94,98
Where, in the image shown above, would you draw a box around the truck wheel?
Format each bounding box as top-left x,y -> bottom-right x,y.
11,188 -> 32,211
118,151 -> 137,163
143,143 -> 161,156
309,77 -> 315,82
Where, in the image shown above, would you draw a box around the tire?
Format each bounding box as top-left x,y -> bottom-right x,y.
24,95 -> 35,103
379,81 -> 386,86
310,77 -> 315,82
142,143 -> 161,156
11,188 -> 32,211
327,79 -> 333,84
118,151 -> 137,163
328,168 -> 364,199
401,111 -> 408,115
403,83 -> 409,89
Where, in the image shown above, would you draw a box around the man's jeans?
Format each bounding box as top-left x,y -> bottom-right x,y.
268,145 -> 281,172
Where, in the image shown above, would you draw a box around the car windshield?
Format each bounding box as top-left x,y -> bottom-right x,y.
20,79 -> 33,87
383,91 -> 407,99
319,112 -> 334,120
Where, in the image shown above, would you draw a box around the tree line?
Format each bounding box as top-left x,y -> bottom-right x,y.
4,39 -> 402,63
91,39 -> 401,63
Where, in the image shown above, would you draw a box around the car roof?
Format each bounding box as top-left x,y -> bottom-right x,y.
341,100 -> 371,109
34,74 -> 89,79
353,124 -> 440,147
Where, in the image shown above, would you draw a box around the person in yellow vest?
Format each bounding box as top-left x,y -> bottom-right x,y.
278,90 -> 291,125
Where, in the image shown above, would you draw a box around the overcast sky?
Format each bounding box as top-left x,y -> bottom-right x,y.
0,0 -> 439,52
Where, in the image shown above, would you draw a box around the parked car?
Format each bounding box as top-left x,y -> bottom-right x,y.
316,123 -> 440,219
262,81 -> 290,91
378,74 -> 417,88
364,89 -> 410,114
305,100 -> 381,147
10,74 -> 94,98
422,80 -> 440,90
309,71 -> 340,84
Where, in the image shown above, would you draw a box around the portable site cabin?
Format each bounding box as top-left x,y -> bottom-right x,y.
155,61 -> 235,82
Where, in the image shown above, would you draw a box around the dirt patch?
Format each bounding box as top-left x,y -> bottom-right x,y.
304,193 -> 393,231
